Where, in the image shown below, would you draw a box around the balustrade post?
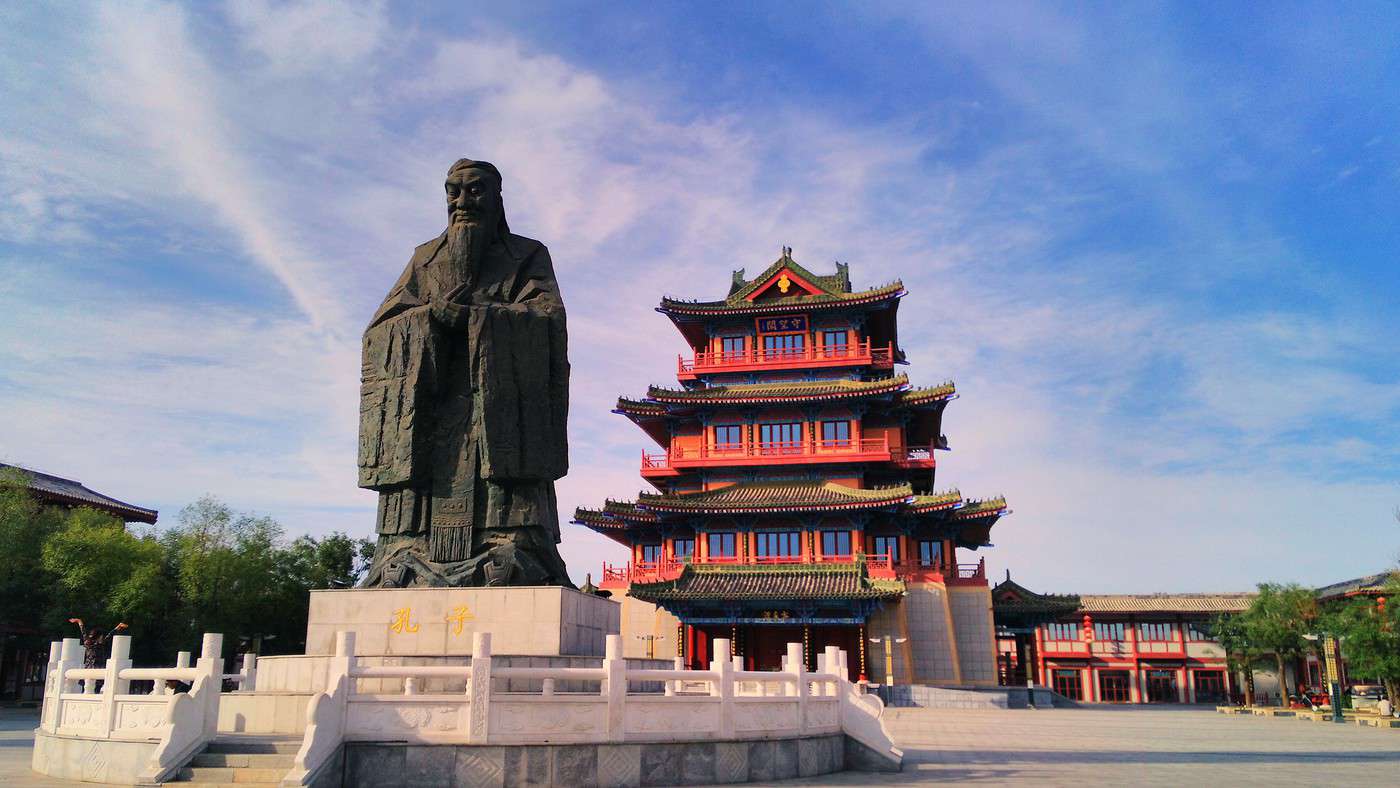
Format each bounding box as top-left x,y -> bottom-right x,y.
710,638 -> 735,738
239,652 -> 256,691
823,645 -> 841,697
100,635 -> 132,737
164,651 -> 191,696
666,656 -> 683,696
467,632 -> 491,744
57,638 -> 81,695
195,634 -> 224,740
602,634 -> 627,741
40,640 -> 63,732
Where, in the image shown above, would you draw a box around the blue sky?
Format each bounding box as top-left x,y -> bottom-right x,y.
2,1 -> 1397,593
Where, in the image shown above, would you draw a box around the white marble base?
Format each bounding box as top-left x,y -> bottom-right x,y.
305,586 -> 619,657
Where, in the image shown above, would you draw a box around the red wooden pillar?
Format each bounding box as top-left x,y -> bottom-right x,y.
1033,626 -> 1046,686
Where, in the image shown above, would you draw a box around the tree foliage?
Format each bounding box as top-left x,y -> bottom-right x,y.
1,473 -> 374,664
1330,577 -> 1400,704
1237,582 -> 1318,705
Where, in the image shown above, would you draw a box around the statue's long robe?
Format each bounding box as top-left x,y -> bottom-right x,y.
357,230 -> 569,577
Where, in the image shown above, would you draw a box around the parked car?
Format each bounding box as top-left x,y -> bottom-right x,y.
1349,684 -> 1387,711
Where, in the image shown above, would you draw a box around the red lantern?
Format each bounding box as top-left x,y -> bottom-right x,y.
1082,614 -> 1094,644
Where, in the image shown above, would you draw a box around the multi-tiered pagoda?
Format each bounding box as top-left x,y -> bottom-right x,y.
574,250 -> 1008,686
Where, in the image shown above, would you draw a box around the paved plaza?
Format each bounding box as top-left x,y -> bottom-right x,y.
6,704 -> 1399,786
801,705 -> 1400,786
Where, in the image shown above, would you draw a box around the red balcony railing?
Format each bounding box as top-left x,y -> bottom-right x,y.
640,439 -> 936,475
677,341 -> 895,378
949,558 -> 987,585
599,553 -> 986,590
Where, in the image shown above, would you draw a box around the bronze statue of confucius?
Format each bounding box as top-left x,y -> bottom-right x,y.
358,159 -> 572,588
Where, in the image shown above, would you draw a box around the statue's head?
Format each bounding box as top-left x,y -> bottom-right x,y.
445,159 -> 509,237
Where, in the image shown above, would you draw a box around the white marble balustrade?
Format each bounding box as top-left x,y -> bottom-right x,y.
283,631 -> 899,786
34,632 -> 255,784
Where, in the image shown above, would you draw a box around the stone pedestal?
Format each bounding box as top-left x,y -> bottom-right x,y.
305,586 -> 619,657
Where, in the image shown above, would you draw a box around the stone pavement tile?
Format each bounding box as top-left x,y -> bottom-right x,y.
783,705 -> 1400,786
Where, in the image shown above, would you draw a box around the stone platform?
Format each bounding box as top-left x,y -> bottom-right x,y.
305,586 -> 618,657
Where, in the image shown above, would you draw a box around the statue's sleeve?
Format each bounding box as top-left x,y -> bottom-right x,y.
358,263 -> 437,489
473,245 -> 569,481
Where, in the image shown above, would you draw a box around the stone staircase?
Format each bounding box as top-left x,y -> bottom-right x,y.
165,735 -> 298,787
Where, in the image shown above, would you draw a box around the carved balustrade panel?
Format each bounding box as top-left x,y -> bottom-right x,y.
622,697 -> 721,737
488,698 -> 608,743
731,698 -> 801,736
345,698 -> 469,742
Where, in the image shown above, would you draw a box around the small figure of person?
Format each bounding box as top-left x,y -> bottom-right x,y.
68,618 -> 127,669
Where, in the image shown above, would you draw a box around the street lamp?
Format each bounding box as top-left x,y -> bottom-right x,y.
634,634 -> 659,660
868,634 -> 908,704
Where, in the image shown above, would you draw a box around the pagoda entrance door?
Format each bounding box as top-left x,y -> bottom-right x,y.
746,625 -> 798,672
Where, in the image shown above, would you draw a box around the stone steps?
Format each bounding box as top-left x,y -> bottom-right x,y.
177,766 -> 287,783
164,735 -> 298,786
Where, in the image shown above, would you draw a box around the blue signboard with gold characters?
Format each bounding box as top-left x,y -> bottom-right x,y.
756,315 -> 808,334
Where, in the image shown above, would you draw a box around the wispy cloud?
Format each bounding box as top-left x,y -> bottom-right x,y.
1,2 -> 1396,592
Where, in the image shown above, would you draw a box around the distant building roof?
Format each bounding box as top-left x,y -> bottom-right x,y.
1078,593 -> 1254,614
628,561 -> 905,603
1315,571 -> 1397,602
657,253 -> 905,318
0,463 -> 158,524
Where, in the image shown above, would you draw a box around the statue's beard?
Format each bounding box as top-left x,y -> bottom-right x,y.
446,221 -> 491,294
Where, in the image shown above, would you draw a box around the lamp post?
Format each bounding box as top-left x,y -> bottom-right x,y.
634,634 -> 659,660
868,634 -> 908,705
1081,615 -> 1095,702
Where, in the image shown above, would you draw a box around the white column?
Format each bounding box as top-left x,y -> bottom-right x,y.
824,646 -> 841,698
603,634 -> 626,741
196,634 -> 224,740
39,641 -> 62,732
467,632 -> 491,744
238,652 -> 257,692
666,656 -> 683,696
166,651 -> 191,695
710,638 -> 734,738
99,635 -> 133,736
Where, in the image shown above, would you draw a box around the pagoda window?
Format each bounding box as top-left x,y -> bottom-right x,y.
640,543 -> 663,564
673,538 -> 695,559
1137,622 -> 1174,642
720,336 -> 745,358
1094,622 -> 1125,642
707,532 -> 737,558
755,531 -> 801,558
821,530 -> 852,557
714,424 -> 743,451
762,333 -> 805,359
1044,623 -> 1078,641
821,330 -> 849,357
871,535 -> 900,562
758,422 -> 804,453
820,420 -> 851,449
1185,622 -> 1213,641
917,539 -> 942,567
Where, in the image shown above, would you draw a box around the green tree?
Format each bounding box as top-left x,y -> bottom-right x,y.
1212,612 -> 1267,706
1240,583 -> 1317,706
161,497 -> 376,656
0,470 -> 62,640
1332,577 -> 1400,704
41,506 -> 168,638
162,496 -> 288,649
